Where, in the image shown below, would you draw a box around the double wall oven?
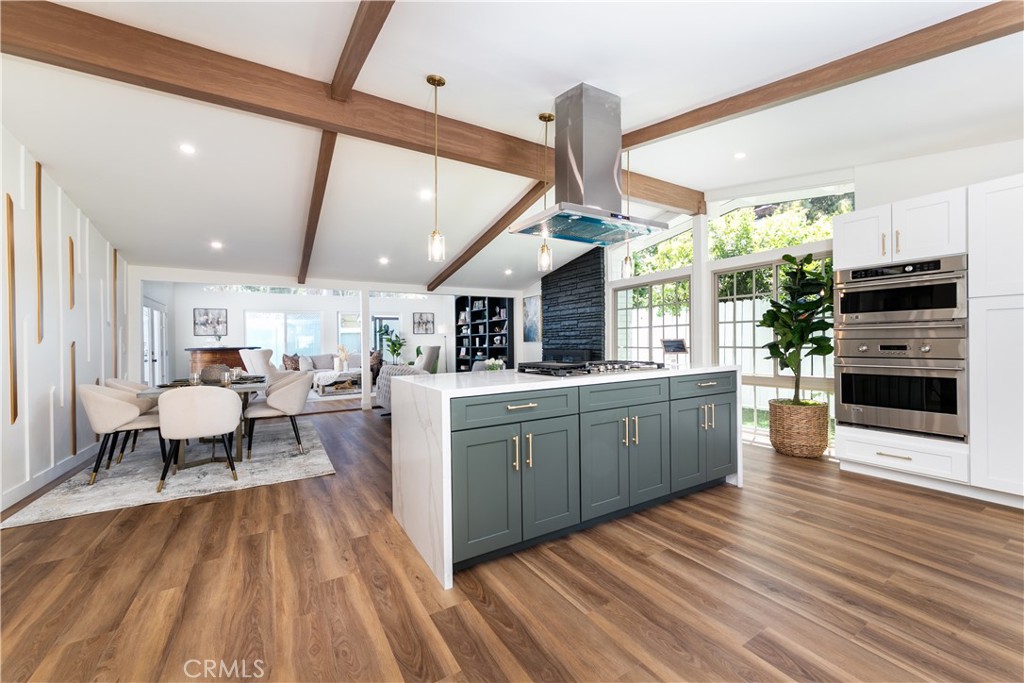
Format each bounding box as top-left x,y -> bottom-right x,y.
834,254 -> 968,440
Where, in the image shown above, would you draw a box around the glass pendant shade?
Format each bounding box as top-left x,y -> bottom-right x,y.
428,228 -> 445,262
622,253 -> 633,275
537,239 -> 553,272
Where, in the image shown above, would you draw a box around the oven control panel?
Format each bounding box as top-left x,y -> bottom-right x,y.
838,338 -> 964,359
850,259 -> 942,280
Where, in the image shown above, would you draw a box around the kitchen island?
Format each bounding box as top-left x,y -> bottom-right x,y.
391,366 -> 742,589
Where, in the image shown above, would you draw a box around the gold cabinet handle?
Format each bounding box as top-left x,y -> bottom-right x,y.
632,415 -> 639,444
701,404 -> 708,430
711,403 -> 716,430
526,432 -> 533,468
895,229 -> 901,254
881,231 -> 887,256
696,381 -> 717,387
507,402 -> 538,411
622,417 -> 629,445
512,435 -> 520,471
875,450 -> 912,461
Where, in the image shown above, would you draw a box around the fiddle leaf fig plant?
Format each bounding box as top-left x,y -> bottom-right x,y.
384,333 -> 407,365
757,253 -> 834,404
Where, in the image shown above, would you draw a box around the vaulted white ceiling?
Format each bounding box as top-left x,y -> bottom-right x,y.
2,1 -> 1020,291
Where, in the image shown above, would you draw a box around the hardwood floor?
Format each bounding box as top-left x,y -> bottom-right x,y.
2,409 -> 1021,682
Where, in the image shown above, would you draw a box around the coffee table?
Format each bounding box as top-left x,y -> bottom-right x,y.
314,370 -> 361,396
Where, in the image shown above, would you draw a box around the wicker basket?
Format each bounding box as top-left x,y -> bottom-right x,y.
768,399 -> 829,458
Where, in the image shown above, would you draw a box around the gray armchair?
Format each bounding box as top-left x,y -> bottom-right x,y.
412,345 -> 441,374
377,364 -> 429,414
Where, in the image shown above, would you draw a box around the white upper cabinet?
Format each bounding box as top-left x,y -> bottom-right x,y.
968,174 -> 1023,298
832,187 -> 966,270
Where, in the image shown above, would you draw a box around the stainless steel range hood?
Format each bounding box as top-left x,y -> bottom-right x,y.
511,83 -> 667,246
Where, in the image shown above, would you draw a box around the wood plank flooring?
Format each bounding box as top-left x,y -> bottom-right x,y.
2,409 -> 1021,682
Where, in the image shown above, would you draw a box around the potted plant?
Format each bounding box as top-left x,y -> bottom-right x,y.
756,253 -> 834,457
384,332 -> 406,365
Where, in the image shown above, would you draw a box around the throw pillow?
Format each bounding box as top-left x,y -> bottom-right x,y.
310,354 -> 334,370
298,355 -> 314,371
282,353 -> 300,371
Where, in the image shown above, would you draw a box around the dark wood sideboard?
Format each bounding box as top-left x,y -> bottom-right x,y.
184,346 -> 259,374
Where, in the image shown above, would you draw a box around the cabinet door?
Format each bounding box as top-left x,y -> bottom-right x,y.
579,407 -> 630,521
968,174 -> 1023,297
706,396 -> 738,480
628,402 -> 671,505
452,424 -> 522,562
521,415 -> 580,540
669,397 -> 707,491
891,187 -> 966,262
969,296 -> 1024,495
832,206 -> 891,269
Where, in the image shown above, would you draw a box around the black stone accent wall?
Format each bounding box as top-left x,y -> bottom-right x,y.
541,247 -> 605,360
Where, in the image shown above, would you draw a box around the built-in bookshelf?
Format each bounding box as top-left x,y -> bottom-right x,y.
454,295 -> 514,372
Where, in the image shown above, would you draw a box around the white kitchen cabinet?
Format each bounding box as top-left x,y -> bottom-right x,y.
832,187 -> 966,269
968,174 -> 1023,298
968,295 -> 1024,496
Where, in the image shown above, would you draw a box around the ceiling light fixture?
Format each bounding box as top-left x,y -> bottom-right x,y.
537,112 -> 555,273
379,256 -> 389,265
210,240 -> 223,250
622,150 -> 633,276
418,189 -> 433,201
427,74 -> 446,263
734,151 -> 747,160
504,268 -> 513,275
179,142 -> 196,155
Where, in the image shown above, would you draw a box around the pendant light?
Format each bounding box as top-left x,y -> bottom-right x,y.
427,74 -> 446,262
537,112 -> 554,273
622,149 -> 633,276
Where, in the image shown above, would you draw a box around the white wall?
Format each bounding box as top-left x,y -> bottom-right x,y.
855,140 -> 1023,207
1,127 -> 128,509
518,280 -> 542,363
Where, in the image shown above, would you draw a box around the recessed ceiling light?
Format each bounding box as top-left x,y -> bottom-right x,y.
210,240 -> 223,250
378,257 -> 389,265
733,152 -> 747,160
504,268 -> 513,275
418,189 -> 433,201
179,142 -> 197,155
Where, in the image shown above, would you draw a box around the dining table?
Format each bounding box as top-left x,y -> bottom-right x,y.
137,378 -> 268,468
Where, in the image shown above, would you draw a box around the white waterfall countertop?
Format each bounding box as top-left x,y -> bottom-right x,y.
389,366 -> 742,589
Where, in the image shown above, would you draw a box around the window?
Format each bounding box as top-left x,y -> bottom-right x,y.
629,230 -> 693,277
709,193 -> 850,260
337,313 -> 361,355
616,278 -> 690,365
244,311 -> 322,361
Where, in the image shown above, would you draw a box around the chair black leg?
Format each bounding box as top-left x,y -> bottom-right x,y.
105,432 -> 121,469
220,434 -> 238,481
159,436 -> 167,462
289,416 -> 304,455
246,418 -> 256,461
116,430 -> 132,464
158,440 -> 179,492
90,434 -> 110,485
130,430 -> 139,452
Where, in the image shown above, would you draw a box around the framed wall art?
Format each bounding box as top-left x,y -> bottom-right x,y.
193,307 -> 228,337
412,312 -> 435,335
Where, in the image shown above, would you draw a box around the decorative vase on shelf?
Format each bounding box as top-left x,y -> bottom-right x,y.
343,360 -> 349,373
333,357 -> 342,371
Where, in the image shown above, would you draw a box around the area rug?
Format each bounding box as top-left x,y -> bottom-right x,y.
1,421 -> 335,529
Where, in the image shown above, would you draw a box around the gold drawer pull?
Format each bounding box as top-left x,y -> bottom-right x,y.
696,381 -> 718,387
507,402 -> 538,411
632,415 -> 639,444
875,451 -> 912,461
526,433 -> 533,468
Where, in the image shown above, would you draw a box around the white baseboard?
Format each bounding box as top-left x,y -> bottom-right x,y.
2,445 -> 97,511
839,460 -> 1024,509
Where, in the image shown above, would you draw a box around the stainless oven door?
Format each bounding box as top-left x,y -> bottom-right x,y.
835,271 -> 967,325
834,357 -> 967,439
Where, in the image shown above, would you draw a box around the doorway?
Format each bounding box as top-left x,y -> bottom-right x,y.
142,300 -> 169,386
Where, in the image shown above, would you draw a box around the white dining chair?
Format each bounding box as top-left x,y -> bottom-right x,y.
79,384 -> 164,484
244,371 -> 313,459
157,386 -> 242,492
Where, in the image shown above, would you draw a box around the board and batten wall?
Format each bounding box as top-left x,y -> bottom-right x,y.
1,127 -> 128,509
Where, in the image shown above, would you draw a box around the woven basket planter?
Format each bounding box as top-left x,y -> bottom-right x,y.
768,399 -> 829,458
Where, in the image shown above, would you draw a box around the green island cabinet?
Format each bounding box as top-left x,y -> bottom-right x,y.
451,388 -> 580,563
450,372 -> 738,564
578,378 -> 672,520
669,372 -> 738,490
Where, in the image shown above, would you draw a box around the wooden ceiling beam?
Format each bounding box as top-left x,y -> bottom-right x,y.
331,0 -> 394,101
427,181 -> 549,292
624,2 -> 1024,149
0,1 -> 702,214
297,131 -> 338,284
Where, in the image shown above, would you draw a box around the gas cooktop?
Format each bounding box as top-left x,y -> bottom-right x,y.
517,360 -> 665,377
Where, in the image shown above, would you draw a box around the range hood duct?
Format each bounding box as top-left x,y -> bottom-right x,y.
511,83 -> 667,246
